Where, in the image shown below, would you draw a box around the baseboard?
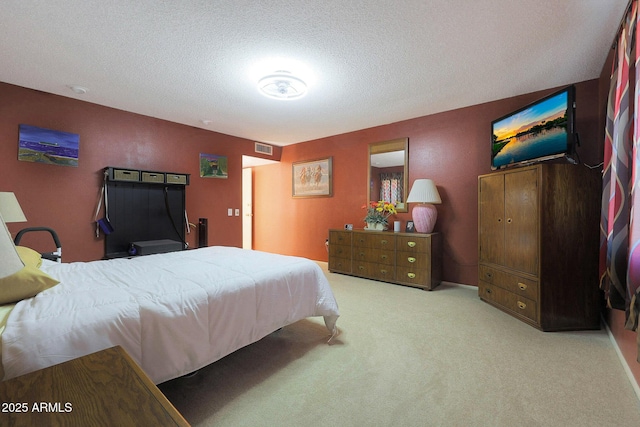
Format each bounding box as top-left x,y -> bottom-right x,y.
603,315 -> 640,403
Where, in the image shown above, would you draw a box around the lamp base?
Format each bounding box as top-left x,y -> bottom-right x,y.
411,204 -> 438,233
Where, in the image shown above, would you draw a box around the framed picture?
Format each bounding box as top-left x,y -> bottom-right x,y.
292,157 -> 332,198
18,124 -> 79,167
405,220 -> 415,233
200,153 -> 228,178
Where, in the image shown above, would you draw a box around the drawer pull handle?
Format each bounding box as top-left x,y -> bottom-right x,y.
407,241 -> 416,248
486,288 -> 492,294
517,301 -> 526,310
381,254 -> 387,260
381,239 -> 388,245
518,283 -> 527,291
507,218 -> 513,224
380,269 -> 388,275
358,265 -> 365,271
407,273 -> 416,279
408,257 -> 416,263
485,272 -> 493,278
359,252 -> 365,257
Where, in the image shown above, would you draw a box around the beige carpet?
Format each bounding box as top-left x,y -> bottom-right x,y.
159,263 -> 640,427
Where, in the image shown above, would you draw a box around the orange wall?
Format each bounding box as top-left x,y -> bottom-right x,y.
253,79 -> 604,287
0,82 -> 279,261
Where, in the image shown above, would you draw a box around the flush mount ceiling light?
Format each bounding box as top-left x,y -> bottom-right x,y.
257,71 -> 307,100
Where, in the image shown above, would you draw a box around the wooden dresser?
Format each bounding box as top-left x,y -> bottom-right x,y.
0,346 -> 189,426
477,163 -> 601,331
328,229 -> 442,290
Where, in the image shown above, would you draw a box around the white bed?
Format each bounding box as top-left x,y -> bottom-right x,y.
0,246 -> 339,384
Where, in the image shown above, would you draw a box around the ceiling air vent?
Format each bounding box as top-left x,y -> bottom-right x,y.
255,142 -> 273,156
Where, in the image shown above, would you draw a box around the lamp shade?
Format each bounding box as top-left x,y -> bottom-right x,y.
0,192 -> 27,223
406,179 -> 441,204
406,180 -> 441,233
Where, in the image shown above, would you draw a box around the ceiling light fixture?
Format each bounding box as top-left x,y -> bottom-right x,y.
257,71 -> 307,100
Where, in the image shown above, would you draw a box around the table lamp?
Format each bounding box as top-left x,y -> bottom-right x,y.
406,179 -> 441,233
0,192 -> 27,223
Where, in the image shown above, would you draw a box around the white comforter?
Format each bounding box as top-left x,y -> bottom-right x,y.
1,246 -> 339,384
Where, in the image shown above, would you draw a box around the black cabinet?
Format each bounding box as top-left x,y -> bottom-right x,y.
104,167 -> 189,258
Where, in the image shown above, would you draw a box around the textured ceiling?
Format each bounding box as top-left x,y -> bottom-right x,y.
0,0 -> 629,146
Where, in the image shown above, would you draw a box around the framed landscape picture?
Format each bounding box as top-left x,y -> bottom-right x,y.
18,124 -> 79,167
292,157 -> 332,198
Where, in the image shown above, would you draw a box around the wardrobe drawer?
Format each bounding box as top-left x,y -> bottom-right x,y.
479,264 -> 538,301
479,281 -> 538,323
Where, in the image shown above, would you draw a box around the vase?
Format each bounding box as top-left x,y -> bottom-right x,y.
366,222 -> 386,231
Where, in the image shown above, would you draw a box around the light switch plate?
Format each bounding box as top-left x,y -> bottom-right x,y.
227,208 -> 233,216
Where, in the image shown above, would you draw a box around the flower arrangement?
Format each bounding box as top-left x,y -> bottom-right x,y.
362,201 -> 397,227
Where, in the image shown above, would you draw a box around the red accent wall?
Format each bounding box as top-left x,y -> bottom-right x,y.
253,79 -> 603,288
0,82 -> 280,261
4,77 -> 636,387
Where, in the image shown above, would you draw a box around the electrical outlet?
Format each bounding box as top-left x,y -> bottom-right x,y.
235,209 -> 240,216
227,208 -> 233,216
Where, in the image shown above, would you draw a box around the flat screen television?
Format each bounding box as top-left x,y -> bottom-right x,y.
491,85 -> 576,169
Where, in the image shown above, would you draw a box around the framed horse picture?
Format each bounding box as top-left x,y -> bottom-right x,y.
292,157 -> 333,198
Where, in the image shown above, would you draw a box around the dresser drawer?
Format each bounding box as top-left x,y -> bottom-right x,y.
396,236 -> 430,253
395,266 -> 429,288
479,264 -> 538,301
353,261 -> 395,281
353,248 -> 394,265
479,281 -> 538,323
353,233 -> 395,250
329,243 -> 351,259
396,251 -> 429,269
328,256 -> 351,274
329,230 -> 352,246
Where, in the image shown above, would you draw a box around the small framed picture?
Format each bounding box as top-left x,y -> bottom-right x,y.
405,221 -> 415,233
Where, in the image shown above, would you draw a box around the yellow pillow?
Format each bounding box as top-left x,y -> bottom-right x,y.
0,266 -> 59,305
15,246 -> 43,269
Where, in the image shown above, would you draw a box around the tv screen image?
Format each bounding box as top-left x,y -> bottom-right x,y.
491,86 -> 575,169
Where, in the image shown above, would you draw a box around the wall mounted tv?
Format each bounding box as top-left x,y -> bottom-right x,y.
491,85 -> 576,169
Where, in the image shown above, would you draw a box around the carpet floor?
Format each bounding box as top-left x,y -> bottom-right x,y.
159,263 -> 640,427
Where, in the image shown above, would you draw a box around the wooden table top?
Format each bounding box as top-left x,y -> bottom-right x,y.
0,345 -> 190,426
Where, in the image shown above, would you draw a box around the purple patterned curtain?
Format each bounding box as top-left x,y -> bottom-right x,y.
600,1 -> 640,349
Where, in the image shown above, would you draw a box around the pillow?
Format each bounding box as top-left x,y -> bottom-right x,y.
0,266 -> 59,305
15,246 -> 42,269
0,212 -> 24,279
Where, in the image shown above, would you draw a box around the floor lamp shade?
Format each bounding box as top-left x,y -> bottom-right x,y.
406,179 -> 441,233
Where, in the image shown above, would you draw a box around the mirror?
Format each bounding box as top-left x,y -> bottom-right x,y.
368,137 -> 409,213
